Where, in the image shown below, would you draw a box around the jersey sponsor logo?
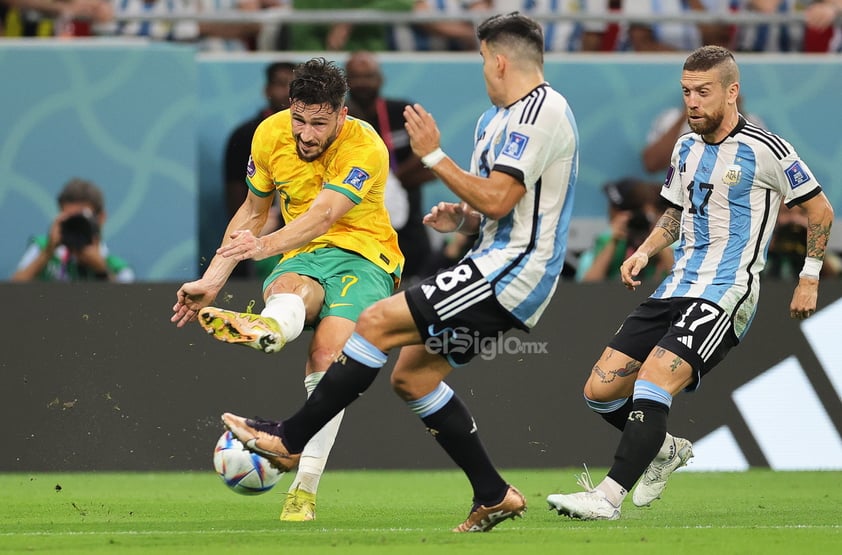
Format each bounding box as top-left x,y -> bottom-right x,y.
722,165 -> 742,186
502,132 -> 528,160
343,167 -> 370,190
328,302 -> 353,308
422,284 -> 436,299
247,155 -> 256,178
784,161 -> 811,189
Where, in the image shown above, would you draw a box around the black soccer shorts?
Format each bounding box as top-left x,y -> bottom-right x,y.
609,297 -> 738,391
404,258 -> 521,366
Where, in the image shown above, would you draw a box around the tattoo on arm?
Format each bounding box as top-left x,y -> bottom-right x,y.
806,221 -> 831,260
656,208 -> 682,244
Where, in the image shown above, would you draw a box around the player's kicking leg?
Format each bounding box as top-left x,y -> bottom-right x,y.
199,293 -> 306,353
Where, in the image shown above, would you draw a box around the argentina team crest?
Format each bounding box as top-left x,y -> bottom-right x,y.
502,132 -> 529,160
343,167 -> 370,190
722,164 -> 742,186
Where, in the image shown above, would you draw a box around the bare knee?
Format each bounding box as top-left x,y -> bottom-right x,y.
390,371 -> 415,401
583,378 -> 608,402
355,302 -> 389,341
307,345 -> 341,374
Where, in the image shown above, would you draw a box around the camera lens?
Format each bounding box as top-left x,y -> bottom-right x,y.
628,211 -> 650,233
60,212 -> 98,249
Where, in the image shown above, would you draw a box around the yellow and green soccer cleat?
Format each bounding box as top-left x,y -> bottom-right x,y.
280,487 -> 317,522
198,306 -> 286,353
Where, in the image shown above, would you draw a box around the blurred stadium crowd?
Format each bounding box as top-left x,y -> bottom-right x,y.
1,0 -> 841,53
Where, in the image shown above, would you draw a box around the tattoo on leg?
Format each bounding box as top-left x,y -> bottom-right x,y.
593,360 -> 640,384
653,348 -> 685,373
670,356 -> 683,373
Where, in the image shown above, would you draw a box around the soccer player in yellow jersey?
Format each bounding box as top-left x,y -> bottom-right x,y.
171,58 -> 403,522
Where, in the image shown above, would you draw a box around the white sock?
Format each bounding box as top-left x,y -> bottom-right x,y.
595,477 -> 626,507
287,371 -> 345,495
261,293 -> 305,343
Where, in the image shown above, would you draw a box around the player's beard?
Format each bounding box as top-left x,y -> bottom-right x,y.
295,130 -> 339,162
687,106 -> 724,137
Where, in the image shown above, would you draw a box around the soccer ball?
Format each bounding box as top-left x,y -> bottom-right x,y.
213,430 -> 283,495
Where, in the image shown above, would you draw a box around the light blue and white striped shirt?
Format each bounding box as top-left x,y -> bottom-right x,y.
654,116 -> 823,339
467,83 -> 578,328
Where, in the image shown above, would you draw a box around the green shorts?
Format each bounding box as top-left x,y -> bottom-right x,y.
262,247 -> 395,323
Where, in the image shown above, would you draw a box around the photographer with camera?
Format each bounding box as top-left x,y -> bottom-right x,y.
576,177 -> 673,283
11,178 -> 134,282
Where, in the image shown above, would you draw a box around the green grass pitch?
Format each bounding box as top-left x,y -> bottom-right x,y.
1,469 -> 839,554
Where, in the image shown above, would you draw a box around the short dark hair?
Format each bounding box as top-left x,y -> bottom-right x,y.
684,45 -> 739,84
289,58 -> 348,112
477,12 -> 544,63
265,61 -> 295,85
57,178 -> 104,215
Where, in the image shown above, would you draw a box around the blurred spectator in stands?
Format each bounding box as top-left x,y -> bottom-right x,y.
223,60 -> 294,279
102,0 -> 276,51
804,0 -> 842,52
733,0 -> 806,53
642,95 -> 765,174
11,178 -> 134,283
576,178 -> 673,283
345,50 -> 437,284
765,203 -> 841,279
390,0 -> 487,51
609,0 -> 733,52
498,0 -> 619,51
1,0 -> 112,37
277,0 -> 414,51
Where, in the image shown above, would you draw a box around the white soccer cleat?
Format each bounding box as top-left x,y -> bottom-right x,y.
547,490 -> 620,521
632,436 -> 694,507
547,465 -> 621,521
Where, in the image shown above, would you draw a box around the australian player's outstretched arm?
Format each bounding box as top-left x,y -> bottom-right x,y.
619,206 -> 682,291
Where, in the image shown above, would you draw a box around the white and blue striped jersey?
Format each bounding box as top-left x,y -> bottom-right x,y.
654,116 -> 823,339
466,83 -> 578,328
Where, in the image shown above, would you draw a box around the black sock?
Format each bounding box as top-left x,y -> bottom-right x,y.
607,398 -> 669,491
282,354 -> 380,453
599,397 -> 634,431
421,395 -> 507,506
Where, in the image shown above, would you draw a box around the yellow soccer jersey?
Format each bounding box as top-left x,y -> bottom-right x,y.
246,110 -> 403,279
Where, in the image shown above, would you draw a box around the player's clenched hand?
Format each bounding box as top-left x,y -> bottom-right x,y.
403,103 -> 441,160
620,251 -> 649,291
171,280 -> 218,327
217,230 -> 268,261
424,201 -> 465,233
789,277 -> 818,320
